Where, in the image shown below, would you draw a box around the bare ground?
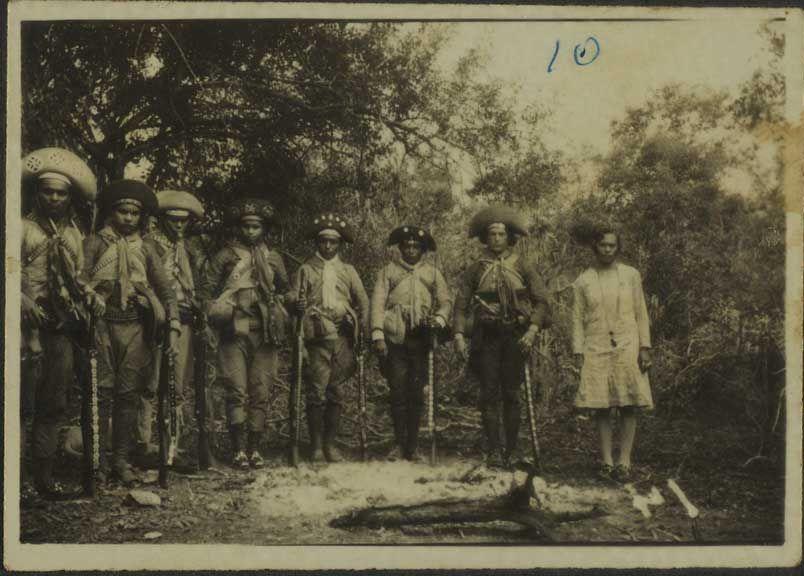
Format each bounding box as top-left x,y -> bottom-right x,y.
18,408 -> 785,545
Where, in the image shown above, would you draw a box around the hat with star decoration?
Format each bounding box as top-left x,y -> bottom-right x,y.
387,224 -> 436,252
309,213 -> 354,243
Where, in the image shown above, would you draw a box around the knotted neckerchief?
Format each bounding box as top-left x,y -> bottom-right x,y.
477,251 -> 523,321
317,252 -> 340,312
153,229 -> 195,297
250,242 -> 276,301
94,226 -> 147,310
398,259 -> 424,330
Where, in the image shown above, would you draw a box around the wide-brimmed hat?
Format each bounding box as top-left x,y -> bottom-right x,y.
388,225 -> 436,252
157,190 -> 205,219
98,180 -> 158,215
309,213 -> 354,243
468,205 -> 529,240
22,147 -> 98,201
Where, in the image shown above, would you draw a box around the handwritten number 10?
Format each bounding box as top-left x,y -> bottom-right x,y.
548,37 -> 600,73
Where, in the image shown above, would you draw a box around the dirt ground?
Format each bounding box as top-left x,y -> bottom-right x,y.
18,408 -> 785,545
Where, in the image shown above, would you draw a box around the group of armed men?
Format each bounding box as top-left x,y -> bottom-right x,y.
21,147 -> 550,500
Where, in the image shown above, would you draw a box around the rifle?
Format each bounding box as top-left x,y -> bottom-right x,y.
81,314 -> 100,497
158,332 -> 178,488
522,358 -> 541,473
288,269 -> 306,467
193,307 -> 211,470
426,251 -> 440,466
426,329 -> 437,465
357,337 -> 368,462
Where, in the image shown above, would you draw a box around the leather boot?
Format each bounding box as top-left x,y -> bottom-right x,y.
482,408 -> 504,468
307,406 -> 325,463
247,430 -> 264,468
405,401 -> 423,461
33,457 -> 79,500
111,402 -> 137,485
503,402 -> 522,468
387,405 -> 406,461
230,424 -> 248,468
323,403 -> 344,463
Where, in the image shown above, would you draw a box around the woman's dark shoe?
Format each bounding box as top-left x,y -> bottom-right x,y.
613,464 -> 632,483
597,463 -> 614,481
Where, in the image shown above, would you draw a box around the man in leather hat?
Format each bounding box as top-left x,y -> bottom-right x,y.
289,213 -> 369,463
137,190 -> 206,464
199,197 -> 291,469
82,179 -> 179,484
370,225 -> 450,461
453,206 -> 550,469
21,147 -> 104,498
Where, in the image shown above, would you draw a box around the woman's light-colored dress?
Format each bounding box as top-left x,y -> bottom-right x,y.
572,262 -> 653,409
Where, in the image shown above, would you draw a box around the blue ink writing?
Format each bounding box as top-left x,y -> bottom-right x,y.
548,36 -> 601,73
573,36 -> 600,66
547,40 -> 560,73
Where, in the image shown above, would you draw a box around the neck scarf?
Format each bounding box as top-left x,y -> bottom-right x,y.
478,249 -> 520,320
251,242 -> 276,299
97,226 -> 147,310
316,252 -> 340,310
399,259 -> 423,328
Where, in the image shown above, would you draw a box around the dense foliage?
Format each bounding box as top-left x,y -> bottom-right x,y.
21,21 -> 786,468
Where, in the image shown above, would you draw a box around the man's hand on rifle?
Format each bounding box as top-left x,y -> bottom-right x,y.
22,296 -> 45,328
168,320 -> 181,357
518,325 -> 539,354
421,315 -> 445,331
295,295 -> 307,316
87,292 -> 105,318
372,338 -> 388,358
453,333 -> 469,362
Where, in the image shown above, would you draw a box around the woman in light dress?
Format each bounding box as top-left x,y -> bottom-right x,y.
572,227 -> 652,482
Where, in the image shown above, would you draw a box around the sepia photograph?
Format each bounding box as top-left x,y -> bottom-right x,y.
4,2 -> 802,571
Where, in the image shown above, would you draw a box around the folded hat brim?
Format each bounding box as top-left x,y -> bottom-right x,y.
157,190 -> 205,219
468,206 -> 529,238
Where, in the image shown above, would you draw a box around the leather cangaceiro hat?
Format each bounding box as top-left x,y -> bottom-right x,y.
309,213 -> 354,243
98,179 -> 158,215
468,205 -> 529,241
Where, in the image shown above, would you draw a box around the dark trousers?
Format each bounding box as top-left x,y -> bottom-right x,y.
24,331 -> 75,463
472,324 -> 525,453
385,334 -> 428,454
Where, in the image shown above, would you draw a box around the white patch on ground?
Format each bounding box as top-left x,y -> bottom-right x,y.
247,460 -> 631,523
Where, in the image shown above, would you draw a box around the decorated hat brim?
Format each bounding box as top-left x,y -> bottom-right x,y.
387,226 -> 437,251
22,147 -> 98,201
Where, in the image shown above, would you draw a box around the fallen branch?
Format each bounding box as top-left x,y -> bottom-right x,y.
330,473 -> 608,541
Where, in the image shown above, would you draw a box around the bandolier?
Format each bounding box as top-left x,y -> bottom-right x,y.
370,225 -> 450,461
288,213 -> 370,463
21,147 -> 102,498
200,197 -> 291,469
452,206 -> 550,468
83,180 -> 178,484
